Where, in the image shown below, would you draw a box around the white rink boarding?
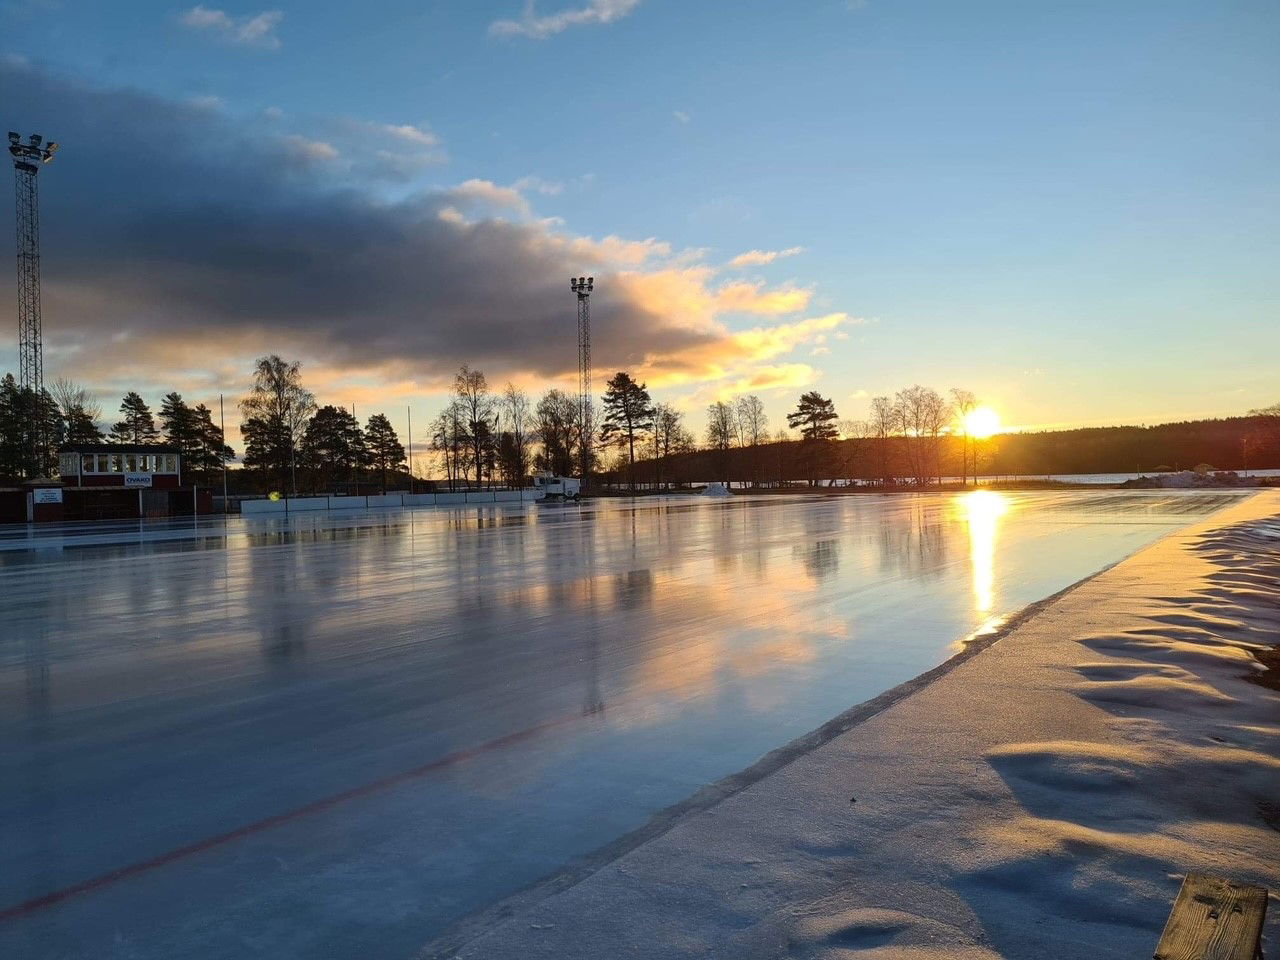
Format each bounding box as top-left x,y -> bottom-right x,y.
240,489 -> 544,515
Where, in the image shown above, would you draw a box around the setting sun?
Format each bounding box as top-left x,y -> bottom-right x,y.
964,406 -> 1001,439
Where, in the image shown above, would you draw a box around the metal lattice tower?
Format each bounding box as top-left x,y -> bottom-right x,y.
9,133 -> 57,397
571,275 -> 594,489
9,132 -> 58,477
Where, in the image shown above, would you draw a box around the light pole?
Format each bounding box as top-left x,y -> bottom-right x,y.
9,132 -> 58,477
571,275 -> 593,490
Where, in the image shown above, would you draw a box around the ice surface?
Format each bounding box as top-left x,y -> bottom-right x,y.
0,490 -> 1248,958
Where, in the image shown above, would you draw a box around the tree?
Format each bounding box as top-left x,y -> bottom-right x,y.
0,376 -> 59,479
736,395 -> 768,446
534,389 -> 579,478
893,385 -> 951,485
365,413 -> 406,493
110,391 -> 159,443
190,403 -> 235,484
52,378 -> 104,444
600,371 -> 655,491
160,392 -> 201,450
300,405 -> 366,490
239,355 -> 316,493
950,388 -> 977,486
869,395 -> 896,484
650,403 -> 692,489
787,391 -> 839,441
455,365 -> 495,487
735,394 -> 768,486
499,384 -> 533,487
705,401 -> 735,484
431,400 -> 469,491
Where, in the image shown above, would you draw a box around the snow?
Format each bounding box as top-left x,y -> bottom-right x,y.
0,491 -> 1269,959
429,491 -> 1280,960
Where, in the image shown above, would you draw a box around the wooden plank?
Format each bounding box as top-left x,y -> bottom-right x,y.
1154,872 -> 1268,960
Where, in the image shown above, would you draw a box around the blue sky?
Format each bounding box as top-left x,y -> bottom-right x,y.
2,0 -> 1277,446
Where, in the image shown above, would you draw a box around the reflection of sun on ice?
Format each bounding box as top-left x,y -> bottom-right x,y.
964,406 -> 1001,439
962,490 -> 1008,613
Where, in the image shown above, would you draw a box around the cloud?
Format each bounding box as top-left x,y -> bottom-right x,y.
513,175 -> 564,196
728,246 -> 805,268
180,6 -> 283,50
187,94 -> 224,111
673,110 -> 691,125
490,0 -> 642,39
1,61 -> 850,422
281,134 -> 339,165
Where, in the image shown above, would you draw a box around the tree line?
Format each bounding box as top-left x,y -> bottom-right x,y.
0,375 -> 233,484
4,353 -> 1277,493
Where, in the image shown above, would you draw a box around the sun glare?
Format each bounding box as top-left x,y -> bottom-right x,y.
964,406 -> 1001,440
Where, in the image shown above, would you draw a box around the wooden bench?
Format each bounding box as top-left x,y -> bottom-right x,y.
1154,873 -> 1268,960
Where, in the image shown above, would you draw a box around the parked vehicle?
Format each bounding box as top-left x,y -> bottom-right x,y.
532,472 -> 581,501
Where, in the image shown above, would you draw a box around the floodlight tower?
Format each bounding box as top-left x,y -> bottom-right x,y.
570,275 -> 594,489
10,133 -> 57,395
9,131 -> 58,475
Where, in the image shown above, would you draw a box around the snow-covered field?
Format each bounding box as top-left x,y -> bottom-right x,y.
0,491 -> 1266,958
434,491 -> 1280,960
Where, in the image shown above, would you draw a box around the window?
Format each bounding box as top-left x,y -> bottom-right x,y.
97,454 -> 110,472
139,455 -> 152,472
60,453 -> 79,477
81,454 -> 95,474
125,454 -> 137,472
165,455 -> 178,473
111,455 -> 123,473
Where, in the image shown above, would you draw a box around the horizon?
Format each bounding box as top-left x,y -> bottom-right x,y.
3,0 -> 1277,449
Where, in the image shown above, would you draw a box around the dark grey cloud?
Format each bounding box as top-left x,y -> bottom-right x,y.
1,61 -> 720,387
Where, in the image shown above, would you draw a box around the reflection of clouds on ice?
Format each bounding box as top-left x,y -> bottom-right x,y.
0,492 -> 1256,959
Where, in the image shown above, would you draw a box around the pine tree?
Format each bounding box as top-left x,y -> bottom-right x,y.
600,371 -> 655,490
364,413 -> 406,493
189,404 -> 234,483
64,406 -> 104,444
787,392 -> 839,441
160,392 -> 201,452
110,392 -> 159,443
301,406 -> 367,490
0,375 -> 25,479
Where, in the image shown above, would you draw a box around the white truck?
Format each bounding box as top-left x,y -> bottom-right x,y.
532,472 -> 581,501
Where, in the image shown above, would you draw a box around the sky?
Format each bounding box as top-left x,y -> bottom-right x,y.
1,0 -> 1277,452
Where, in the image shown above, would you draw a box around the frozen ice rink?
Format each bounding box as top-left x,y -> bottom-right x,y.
0,490 -> 1247,958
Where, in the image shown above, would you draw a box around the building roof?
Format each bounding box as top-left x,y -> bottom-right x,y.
60,444 -> 181,454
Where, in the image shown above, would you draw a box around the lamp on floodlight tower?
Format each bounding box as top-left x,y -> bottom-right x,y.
9,132 -> 59,478
570,275 -> 594,491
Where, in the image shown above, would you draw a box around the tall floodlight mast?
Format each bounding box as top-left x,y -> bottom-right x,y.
570,275 -> 593,490
9,132 -> 58,476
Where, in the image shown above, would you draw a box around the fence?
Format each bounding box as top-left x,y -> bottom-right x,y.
239,489 -> 543,516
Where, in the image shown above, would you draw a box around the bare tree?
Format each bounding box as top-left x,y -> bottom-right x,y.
454,365 -> 496,487
431,400 -> 469,491
706,401 -> 736,484
499,383 -> 533,487
534,389 -> 579,477
894,385 -> 950,485
650,403 -> 693,490
950,388 -> 977,486
736,394 -> 768,486
869,395 -> 896,485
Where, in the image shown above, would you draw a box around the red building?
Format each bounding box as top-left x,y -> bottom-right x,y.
59,444 -> 183,489
28,444 -> 211,522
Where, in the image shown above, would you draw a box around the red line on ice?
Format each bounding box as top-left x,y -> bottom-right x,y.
0,713 -> 579,923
